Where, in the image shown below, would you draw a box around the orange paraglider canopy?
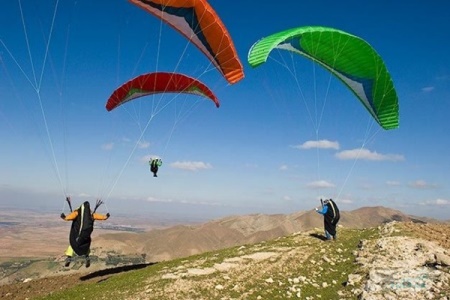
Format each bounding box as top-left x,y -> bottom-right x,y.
129,0 -> 244,84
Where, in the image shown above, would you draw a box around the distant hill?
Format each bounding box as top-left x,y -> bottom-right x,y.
94,206 -> 431,262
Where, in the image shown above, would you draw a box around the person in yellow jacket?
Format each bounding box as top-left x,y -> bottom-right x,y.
60,197 -> 110,267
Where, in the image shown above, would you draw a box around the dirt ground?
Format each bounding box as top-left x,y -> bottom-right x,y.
400,221 -> 450,249
0,263 -> 152,300
1,272 -> 85,299
0,221 -> 449,300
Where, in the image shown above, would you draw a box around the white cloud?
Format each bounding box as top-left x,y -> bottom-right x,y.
409,180 -> 438,189
279,165 -> 288,171
145,196 -> 223,207
420,198 -> 449,206
339,198 -> 353,204
335,148 -> 404,161
146,196 -> 173,203
137,141 -> 150,149
179,199 -> 221,206
307,180 -> 336,189
421,86 -> 434,92
102,143 -> 114,151
282,195 -> 292,201
292,139 -> 339,150
386,181 -> 401,186
170,161 -> 212,171
436,199 -> 450,205
77,193 -> 91,198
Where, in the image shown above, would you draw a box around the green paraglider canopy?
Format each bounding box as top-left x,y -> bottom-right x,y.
248,26 -> 399,130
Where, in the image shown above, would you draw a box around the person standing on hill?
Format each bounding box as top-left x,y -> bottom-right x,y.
315,199 -> 340,240
60,197 -> 110,267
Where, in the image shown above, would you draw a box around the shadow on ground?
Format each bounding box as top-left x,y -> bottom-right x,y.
80,262 -> 157,281
309,233 -> 329,241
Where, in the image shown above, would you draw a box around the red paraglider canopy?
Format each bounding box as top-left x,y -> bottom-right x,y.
106,72 -> 220,111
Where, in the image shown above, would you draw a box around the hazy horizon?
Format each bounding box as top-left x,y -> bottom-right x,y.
1,185 -> 448,222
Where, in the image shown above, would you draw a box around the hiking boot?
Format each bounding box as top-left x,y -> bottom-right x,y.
85,256 -> 91,268
64,256 -> 71,267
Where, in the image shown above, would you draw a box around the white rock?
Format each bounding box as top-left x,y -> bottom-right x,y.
347,274 -> 362,286
435,253 -> 450,266
161,273 -> 179,280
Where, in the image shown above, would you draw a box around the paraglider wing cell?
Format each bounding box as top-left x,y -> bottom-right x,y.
248,26 -> 399,130
105,72 -> 220,111
129,0 -> 244,84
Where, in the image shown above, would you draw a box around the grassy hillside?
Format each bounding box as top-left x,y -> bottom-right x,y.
2,221 -> 449,299
29,227 -> 380,300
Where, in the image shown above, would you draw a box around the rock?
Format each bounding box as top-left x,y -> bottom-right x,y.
161,273 -> 179,280
265,277 -> 274,283
347,274 -> 363,286
435,253 -> 450,266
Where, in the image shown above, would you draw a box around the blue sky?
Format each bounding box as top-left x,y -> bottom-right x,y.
1,1 -> 449,220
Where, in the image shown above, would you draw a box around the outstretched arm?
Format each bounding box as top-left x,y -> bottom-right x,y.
61,210 -> 78,221
93,212 -> 110,221
315,206 -> 328,215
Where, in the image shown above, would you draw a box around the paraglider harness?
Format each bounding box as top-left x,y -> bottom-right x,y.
150,158 -> 162,177
321,198 -> 340,237
66,198 -> 103,256
321,198 -> 340,223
